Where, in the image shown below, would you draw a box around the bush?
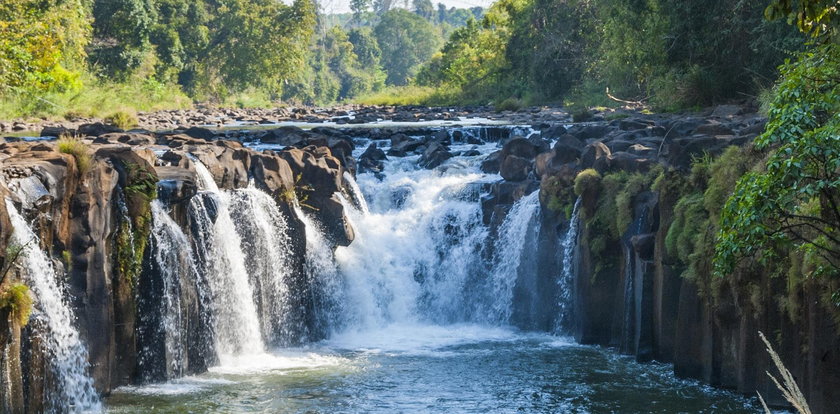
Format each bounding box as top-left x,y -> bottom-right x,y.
495,98 -> 523,112
57,136 -> 92,174
574,168 -> 601,196
105,111 -> 138,129
0,283 -> 33,326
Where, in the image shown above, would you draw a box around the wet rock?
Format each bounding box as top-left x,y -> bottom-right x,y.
500,154 -> 532,181
694,121 -> 734,136
418,141 -> 452,169
481,150 -> 503,174
79,122 -> 123,137
40,126 -> 73,137
608,151 -> 651,173
183,127 -> 216,141
579,142 -> 611,172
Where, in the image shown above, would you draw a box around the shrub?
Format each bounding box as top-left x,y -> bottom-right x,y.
0,283 -> 33,326
571,106 -> 594,122
495,97 -> 523,112
57,136 -> 92,174
105,110 -> 138,129
574,169 -> 601,196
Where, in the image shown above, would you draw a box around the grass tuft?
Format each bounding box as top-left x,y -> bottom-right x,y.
57,136 -> 92,175
105,110 -> 138,129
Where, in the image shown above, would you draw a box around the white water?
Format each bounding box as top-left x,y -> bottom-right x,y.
487,190 -> 542,324
191,162 -> 264,358
342,171 -> 369,214
556,197 -> 582,332
149,200 -> 198,378
5,199 -> 101,413
334,148 -> 492,329
228,184 -> 295,343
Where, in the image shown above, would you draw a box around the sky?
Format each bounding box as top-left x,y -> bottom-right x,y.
317,0 -> 495,14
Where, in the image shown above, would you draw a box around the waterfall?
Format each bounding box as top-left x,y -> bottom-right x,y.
555,197 -> 581,333
145,200 -> 201,379
5,200 -> 101,413
190,162 -> 264,358
487,190 -> 542,324
293,203 -> 344,336
333,158 -> 489,329
342,172 -> 369,214
228,185 -> 295,344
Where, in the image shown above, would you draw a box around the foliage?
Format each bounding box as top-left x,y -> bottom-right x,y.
105,111 -> 138,129
374,9 -> 442,85
57,136 -> 93,175
115,162 -> 157,287
495,98 -> 523,112
0,0 -> 89,94
355,85 -> 461,106
0,283 -> 33,326
715,44 -> 840,281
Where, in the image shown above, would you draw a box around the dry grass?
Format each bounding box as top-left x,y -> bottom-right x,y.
57,136 -> 92,175
757,331 -> 812,414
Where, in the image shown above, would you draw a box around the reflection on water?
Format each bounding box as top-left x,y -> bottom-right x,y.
107,324 -> 759,413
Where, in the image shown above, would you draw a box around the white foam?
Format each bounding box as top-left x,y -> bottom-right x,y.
114,377 -> 235,396
210,350 -> 348,375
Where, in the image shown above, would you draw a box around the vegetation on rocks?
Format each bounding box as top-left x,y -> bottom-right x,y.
0,283 -> 33,326
57,136 -> 92,175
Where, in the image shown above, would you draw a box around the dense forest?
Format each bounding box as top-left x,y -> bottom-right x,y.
0,0 -> 482,118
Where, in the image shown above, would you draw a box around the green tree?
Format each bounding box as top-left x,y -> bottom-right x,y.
715,44 -> 840,279
413,0 -> 435,20
201,0 -> 316,98
90,0 -> 157,78
0,0 -> 90,94
374,9 -> 442,85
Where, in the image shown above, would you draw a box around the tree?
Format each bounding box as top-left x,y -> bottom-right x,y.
413,0 -> 435,20
374,9 -> 442,85
90,0 -> 157,78
715,44 -> 840,278
0,0 -> 89,94
350,0 -> 372,24
202,0 -> 316,98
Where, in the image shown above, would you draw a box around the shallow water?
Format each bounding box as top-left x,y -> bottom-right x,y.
106,324 -> 758,413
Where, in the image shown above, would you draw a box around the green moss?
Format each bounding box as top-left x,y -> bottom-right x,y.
574,169 -> 601,197
115,162 -> 158,287
541,175 -> 576,217
0,283 -> 33,326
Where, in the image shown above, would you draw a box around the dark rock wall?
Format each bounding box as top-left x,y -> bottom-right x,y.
567,182 -> 840,413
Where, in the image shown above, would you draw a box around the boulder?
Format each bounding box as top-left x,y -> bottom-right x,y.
418,141 -> 452,169
608,151 -> 652,173
694,122 -> 735,136
78,123 -> 123,137
501,137 -> 539,160
579,142 -> 611,172
500,155 -> 532,181
40,126 -> 73,137
481,150 -> 503,174
183,127 -> 216,141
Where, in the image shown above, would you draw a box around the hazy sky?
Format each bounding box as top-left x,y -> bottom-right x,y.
318,0 -> 495,14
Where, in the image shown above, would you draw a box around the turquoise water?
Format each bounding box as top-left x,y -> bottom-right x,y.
106,324 -> 759,413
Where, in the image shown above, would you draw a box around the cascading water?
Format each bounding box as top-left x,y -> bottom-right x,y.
342,171 -> 369,214
144,200 -> 201,379
5,199 -> 101,413
555,197 -> 581,333
486,189 -> 542,324
228,184 -> 296,344
190,162 -> 264,358
333,148 -> 492,329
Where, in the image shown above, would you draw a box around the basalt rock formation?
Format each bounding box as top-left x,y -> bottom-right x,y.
0,131 -> 353,411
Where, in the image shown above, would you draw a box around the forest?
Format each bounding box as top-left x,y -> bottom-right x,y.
0,0 -> 825,118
